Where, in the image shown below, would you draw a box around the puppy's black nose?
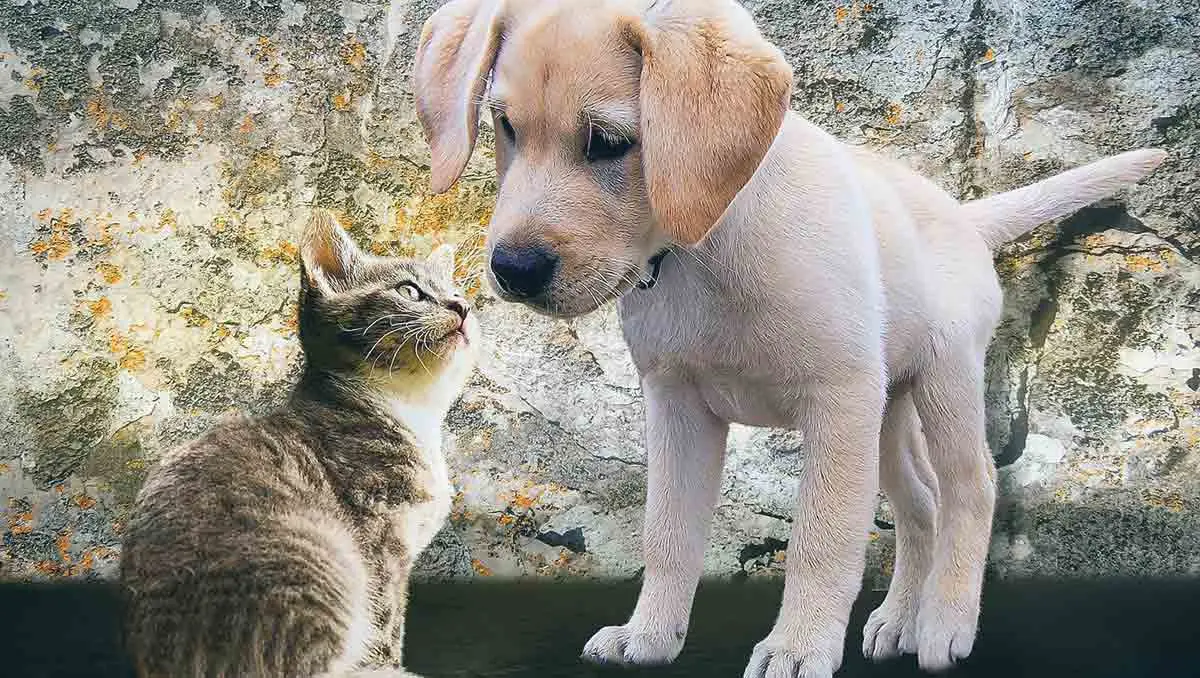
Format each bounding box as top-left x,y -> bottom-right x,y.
490,244 -> 558,298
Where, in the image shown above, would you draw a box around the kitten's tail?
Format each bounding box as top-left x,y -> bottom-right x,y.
962,149 -> 1167,249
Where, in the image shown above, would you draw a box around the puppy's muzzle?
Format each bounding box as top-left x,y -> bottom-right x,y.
490,244 -> 558,299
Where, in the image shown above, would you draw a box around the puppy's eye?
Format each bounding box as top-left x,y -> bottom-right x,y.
586,128 -> 634,163
397,282 -> 423,301
497,113 -> 515,142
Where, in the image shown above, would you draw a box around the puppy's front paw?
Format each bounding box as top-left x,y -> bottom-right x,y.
915,599 -> 978,672
862,600 -> 919,660
581,624 -> 684,666
742,637 -> 837,678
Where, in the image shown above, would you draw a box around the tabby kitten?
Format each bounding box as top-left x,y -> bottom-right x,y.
120,211 -> 479,678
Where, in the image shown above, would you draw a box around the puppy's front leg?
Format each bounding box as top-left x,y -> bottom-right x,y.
744,382 -> 884,678
582,375 -> 728,666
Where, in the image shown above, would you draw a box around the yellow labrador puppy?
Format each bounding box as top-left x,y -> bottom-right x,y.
413,0 -> 1165,675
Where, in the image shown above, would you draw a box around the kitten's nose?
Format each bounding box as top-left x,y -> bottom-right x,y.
446,298 -> 469,321
490,244 -> 558,298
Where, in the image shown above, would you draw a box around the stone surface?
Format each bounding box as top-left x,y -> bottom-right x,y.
1,0 -> 1196,585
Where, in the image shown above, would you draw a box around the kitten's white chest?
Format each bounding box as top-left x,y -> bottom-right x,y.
405,442 -> 453,556
384,400 -> 454,557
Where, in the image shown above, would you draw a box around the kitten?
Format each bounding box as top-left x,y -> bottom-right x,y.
120,211 -> 479,678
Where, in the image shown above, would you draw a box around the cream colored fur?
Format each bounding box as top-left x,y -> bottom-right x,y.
412,1 -> 1167,676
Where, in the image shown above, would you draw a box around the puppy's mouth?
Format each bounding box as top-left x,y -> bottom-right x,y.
486,260 -> 650,318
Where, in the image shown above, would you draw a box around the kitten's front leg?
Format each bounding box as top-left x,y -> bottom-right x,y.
581,375 -> 729,666
386,563 -> 413,671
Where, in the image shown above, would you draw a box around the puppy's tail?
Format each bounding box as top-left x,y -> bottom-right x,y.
962,148 -> 1167,249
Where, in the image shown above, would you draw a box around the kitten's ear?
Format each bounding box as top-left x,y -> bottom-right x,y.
427,242 -> 457,280
300,210 -> 365,294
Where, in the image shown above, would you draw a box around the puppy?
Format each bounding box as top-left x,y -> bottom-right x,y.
413,1 -> 1166,676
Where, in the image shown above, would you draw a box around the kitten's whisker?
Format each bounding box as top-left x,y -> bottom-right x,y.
364,322 -> 421,365
360,314 -> 397,337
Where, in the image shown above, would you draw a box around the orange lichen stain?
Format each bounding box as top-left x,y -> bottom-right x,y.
23,66 -> 45,92
120,348 -> 147,371
834,1 -> 870,23
125,458 -> 147,472
868,531 -> 880,542
10,510 -> 34,535
35,208 -> 52,222
264,66 -> 284,87
178,306 -> 210,327
280,305 -> 300,335
56,531 -> 72,564
251,37 -> 285,87
261,240 -> 299,265
884,102 -> 903,126
85,96 -> 126,130
342,37 -> 368,70
981,47 -> 996,63
34,560 -> 62,576
1124,253 -> 1166,273
159,208 -> 178,231
97,262 -> 123,284
0,290 -> 7,304
773,550 -> 787,563
406,190 -> 469,235
109,332 -> 129,355
238,114 -> 255,134
88,297 -> 112,318
164,107 -> 183,133
252,36 -> 278,63
497,513 -> 515,527
332,89 -> 353,111
0,463 -> 9,474
1143,489 -> 1185,513
552,550 -> 574,569
213,324 -> 233,341
835,101 -> 846,113
365,150 -> 392,171
73,494 -> 97,510
29,212 -> 76,261
471,559 -> 494,576
76,549 -> 96,572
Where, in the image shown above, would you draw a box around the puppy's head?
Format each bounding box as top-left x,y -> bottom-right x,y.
414,0 -> 792,317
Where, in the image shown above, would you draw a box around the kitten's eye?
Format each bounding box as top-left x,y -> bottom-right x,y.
496,113 -> 515,142
397,283 -> 423,301
585,128 -> 634,163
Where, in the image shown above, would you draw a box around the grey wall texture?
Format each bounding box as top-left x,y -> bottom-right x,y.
0,0 -> 1197,585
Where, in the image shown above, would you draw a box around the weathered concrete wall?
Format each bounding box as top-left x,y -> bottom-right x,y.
1,0 -> 1196,583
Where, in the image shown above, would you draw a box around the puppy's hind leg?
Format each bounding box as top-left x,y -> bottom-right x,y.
863,389 -> 939,661
910,351 -> 996,672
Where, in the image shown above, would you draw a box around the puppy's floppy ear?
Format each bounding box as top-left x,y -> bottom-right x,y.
413,0 -> 505,194
300,210 -> 366,295
624,0 -> 793,245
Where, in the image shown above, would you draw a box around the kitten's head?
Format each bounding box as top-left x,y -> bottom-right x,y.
297,211 -> 479,397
